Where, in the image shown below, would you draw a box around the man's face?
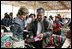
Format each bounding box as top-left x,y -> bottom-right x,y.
37,12 -> 43,21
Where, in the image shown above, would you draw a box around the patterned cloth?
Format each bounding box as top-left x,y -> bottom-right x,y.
52,34 -> 66,42
1,36 -> 13,48
52,34 -> 66,48
53,21 -> 61,35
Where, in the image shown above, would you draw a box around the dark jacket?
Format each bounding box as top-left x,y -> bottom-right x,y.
1,19 -> 12,27
10,17 -> 25,40
29,18 -> 53,47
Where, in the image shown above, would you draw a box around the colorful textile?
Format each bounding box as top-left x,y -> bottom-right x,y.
1,36 -> 13,48
67,30 -> 71,39
53,21 -> 61,35
52,34 -> 66,43
13,40 -> 24,48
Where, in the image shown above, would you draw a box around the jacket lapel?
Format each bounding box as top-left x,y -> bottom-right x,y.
34,19 -> 38,36
41,20 -> 44,33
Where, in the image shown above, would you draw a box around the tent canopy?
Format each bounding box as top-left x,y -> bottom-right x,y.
1,1 -> 71,11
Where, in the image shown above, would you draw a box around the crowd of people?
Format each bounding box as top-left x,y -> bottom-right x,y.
1,6 -> 71,48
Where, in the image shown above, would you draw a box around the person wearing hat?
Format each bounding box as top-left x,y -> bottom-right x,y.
10,7 -> 28,40
28,8 -> 53,48
57,14 -> 63,22
53,16 -> 61,35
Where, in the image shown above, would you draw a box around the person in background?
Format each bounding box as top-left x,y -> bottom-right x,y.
67,18 -> 71,25
9,12 -> 13,20
26,14 -> 35,24
1,13 -> 12,27
64,18 -> 68,25
24,15 -> 29,28
28,8 -> 53,48
53,16 -> 61,35
43,16 -> 47,20
26,14 -> 36,30
10,7 -> 28,40
48,15 -> 53,25
57,14 -> 63,22
31,14 -> 36,21
26,15 -> 29,20
62,18 -> 64,22
57,14 -> 64,26
61,22 -> 71,48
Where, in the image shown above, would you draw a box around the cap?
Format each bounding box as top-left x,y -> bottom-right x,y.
37,8 -> 45,13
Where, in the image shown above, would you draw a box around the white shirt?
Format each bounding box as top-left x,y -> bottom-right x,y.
64,20 -> 68,24
49,20 -> 53,25
25,18 -> 32,27
27,18 -> 32,23
25,20 -> 27,27
37,21 -> 42,36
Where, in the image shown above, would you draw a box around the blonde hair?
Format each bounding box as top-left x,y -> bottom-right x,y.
17,6 -> 28,16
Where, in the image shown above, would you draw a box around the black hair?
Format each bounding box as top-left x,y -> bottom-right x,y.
44,16 -> 47,18
29,14 -> 35,18
33,14 -> 36,18
4,13 -> 8,15
62,18 -> 64,19
9,12 -> 13,16
49,15 -> 53,20
66,18 -> 68,19
4,13 -> 10,19
57,14 -> 61,17
26,15 -> 29,20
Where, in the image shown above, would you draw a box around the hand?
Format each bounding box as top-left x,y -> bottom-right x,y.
37,34 -> 43,40
30,35 -> 33,38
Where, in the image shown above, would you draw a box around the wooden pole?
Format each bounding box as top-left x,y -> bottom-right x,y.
34,1 -> 36,14
47,11 -> 48,18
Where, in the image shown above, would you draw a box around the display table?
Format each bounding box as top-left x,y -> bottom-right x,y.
4,32 -> 13,37
13,40 -> 25,48
61,28 -> 70,36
